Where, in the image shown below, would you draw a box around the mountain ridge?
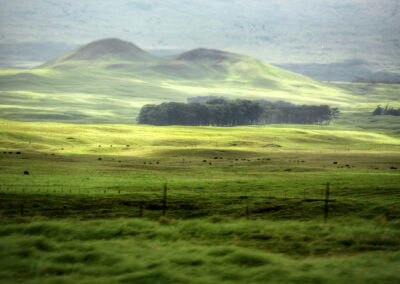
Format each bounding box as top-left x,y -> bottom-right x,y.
40,39 -> 246,71
0,38 -> 368,124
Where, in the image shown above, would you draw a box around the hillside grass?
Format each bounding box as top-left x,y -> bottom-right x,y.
0,120 -> 399,282
2,56 -> 399,125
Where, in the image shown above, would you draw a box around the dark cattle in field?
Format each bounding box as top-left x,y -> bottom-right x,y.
16,152 -> 21,154
24,171 -> 29,175
203,160 -> 207,162
98,158 -> 102,160
390,166 -> 398,170
333,161 -> 338,164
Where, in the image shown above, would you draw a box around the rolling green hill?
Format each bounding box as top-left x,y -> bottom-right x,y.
0,120 -> 399,283
0,38 -> 399,124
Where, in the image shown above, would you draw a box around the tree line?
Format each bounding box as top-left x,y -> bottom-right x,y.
138,98 -> 339,126
372,105 -> 400,116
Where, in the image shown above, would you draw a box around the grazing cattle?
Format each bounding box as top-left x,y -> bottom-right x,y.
16,152 -> 21,154
8,152 -> 13,154
333,161 -> 338,164
156,161 -> 160,164
214,157 -> 218,159
24,171 -> 29,175
209,162 -> 212,165
390,166 -> 398,170
203,160 -> 207,162
98,158 -> 102,161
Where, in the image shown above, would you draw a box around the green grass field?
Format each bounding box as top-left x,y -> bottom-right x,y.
1,120 -> 399,283
1,39 -> 399,126
1,39 -> 400,283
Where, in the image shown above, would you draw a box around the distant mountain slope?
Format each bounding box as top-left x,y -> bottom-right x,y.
1,38 -> 395,124
1,0 -> 399,74
40,38 -> 156,69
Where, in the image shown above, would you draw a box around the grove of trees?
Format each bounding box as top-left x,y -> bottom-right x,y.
138,98 -> 339,126
372,105 -> 400,116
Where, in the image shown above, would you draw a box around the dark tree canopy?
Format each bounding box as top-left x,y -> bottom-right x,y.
138,98 -> 339,126
372,105 -> 400,116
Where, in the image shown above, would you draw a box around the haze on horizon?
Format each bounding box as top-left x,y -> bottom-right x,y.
0,0 -> 399,80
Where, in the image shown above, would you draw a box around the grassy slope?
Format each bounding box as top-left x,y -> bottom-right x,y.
0,120 -> 399,282
3,48 -> 397,124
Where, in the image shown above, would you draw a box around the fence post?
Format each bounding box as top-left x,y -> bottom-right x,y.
324,182 -> 330,222
245,197 -> 250,219
162,183 -> 167,217
139,205 -> 143,218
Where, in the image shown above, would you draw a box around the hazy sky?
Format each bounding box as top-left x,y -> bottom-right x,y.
0,0 -> 399,65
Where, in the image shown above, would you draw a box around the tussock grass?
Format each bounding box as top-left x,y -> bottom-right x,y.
0,219 -> 400,283
0,121 -> 399,283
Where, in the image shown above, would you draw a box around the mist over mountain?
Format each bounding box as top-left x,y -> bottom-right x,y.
0,38 -> 361,124
0,0 -> 399,81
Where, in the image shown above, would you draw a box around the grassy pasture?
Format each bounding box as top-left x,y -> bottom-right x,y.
2,53 -> 399,126
0,120 -> 400,283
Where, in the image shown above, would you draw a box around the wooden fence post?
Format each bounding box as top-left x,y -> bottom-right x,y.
245,197 -> 250,219
324,182 -> 330,222
162,183 -> 167,217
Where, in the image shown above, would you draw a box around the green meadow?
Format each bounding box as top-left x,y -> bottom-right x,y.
1,120 -> 400,283
1,39 -> 400,283
1,39 -> 399,125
